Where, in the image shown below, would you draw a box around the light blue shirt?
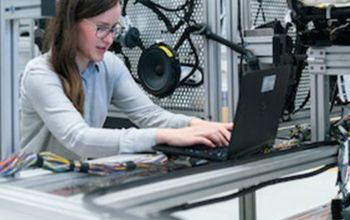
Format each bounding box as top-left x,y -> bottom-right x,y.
20,51 -> 194,160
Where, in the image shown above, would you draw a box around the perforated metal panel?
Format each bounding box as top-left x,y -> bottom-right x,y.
249,0 -> 310,111
120,0 -> 206,115
250,0 -> 288,27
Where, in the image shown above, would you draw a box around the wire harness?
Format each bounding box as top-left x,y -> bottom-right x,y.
0,151 -> 167,177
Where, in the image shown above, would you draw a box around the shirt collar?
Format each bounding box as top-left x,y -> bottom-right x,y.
87,61 -> 100,72
94,63 -> 100,72
81,62 -> 100,75
81,62 -> 100,81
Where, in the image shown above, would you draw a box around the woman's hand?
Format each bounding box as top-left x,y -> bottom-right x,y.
190,119 -> 233,146
156,119 -> 233,148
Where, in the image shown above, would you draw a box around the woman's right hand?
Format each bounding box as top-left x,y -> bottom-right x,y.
156,123 -> 232,148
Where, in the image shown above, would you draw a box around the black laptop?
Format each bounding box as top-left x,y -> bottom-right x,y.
153,65 -> 292,161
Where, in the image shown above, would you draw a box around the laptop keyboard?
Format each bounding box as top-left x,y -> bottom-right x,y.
162,144 -> 229,161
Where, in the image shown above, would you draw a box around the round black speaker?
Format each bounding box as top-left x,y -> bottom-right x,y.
137,43 -> 181,98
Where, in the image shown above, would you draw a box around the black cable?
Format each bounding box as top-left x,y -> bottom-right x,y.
128,0 -> 197,49
284,22 -> 293,34
141,0 -> 190,12
34,155 -> 44,167
283,34 -> 309,117
330,79 -> 339,113
135,0 -> 195,34
292,90 -> 310,114
237,0 -> 245,75
162,163 -> 335,213
179,37 -> 201,86
172,25 -> 202,87
174,25 -> 198,51
183,0 -> 196,25
253,0 -> 266,26
122,0 -> 130,16
179,64 -> 204,87
135,0 -> 181,33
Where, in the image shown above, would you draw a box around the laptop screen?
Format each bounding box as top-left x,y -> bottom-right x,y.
228,65 -> 292,159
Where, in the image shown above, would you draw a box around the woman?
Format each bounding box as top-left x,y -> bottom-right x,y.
20,0 -> 232,160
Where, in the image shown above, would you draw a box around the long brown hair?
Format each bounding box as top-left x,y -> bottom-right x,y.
44,0 -> 121,115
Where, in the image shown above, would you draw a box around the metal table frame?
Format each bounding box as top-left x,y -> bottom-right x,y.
308,46 -> 350,141
0,146 -> 337,219
91,146 -> 337,216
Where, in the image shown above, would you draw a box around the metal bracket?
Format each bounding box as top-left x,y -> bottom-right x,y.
308,48 -> 326,59
308,64 -> 326,74
307,48 -> 326,74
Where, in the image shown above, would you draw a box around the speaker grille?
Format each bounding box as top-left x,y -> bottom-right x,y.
116,0 -> 206,115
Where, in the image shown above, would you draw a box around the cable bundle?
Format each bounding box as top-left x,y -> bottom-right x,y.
86,154 -> 168,175
0,151 -> 167,177
0,151 -> 38,177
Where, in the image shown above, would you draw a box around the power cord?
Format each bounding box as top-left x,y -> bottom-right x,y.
161,163 -> 335,213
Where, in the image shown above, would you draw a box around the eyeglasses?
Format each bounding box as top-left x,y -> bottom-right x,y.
83,19 -> 122,39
